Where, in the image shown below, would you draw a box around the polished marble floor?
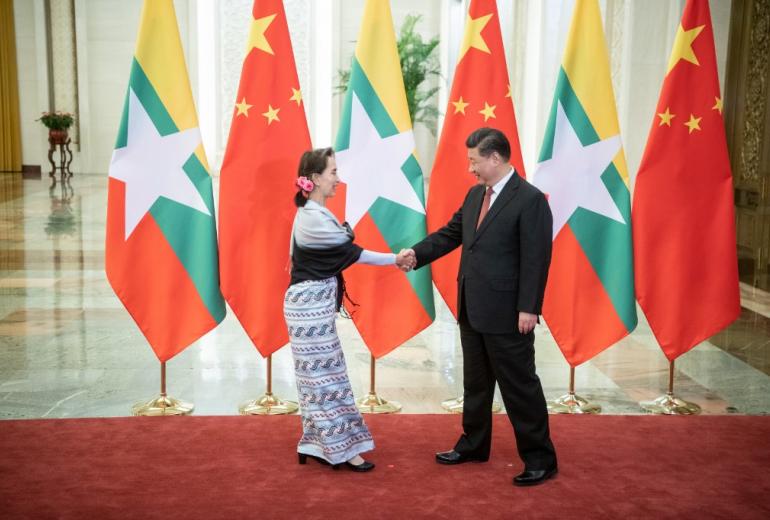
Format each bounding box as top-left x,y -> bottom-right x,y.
1,173 -> 769,418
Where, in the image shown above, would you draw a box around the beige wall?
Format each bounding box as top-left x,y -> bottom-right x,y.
13,0 -> 191,174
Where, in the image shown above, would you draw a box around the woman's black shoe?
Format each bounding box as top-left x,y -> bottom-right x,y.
298,453 -> 340,470
344,460 -> 375,472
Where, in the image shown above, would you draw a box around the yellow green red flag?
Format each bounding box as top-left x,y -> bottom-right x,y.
532,0 -> 637,366
328,0 -> 434,358
106,0 -> 225,362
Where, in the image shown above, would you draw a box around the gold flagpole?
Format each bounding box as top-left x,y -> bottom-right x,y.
240,355 -> 298,415
356,355 -> 401,413
547,366 -> 601,414
132,361 -> 194,416
640,359 -> 701,414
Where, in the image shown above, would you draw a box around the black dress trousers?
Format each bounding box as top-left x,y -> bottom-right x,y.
454,297 -> 557,471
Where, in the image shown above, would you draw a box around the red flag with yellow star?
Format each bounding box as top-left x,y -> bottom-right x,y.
218,0 -> 311,356
426,0 -> 525,318
633,0 -> 739,361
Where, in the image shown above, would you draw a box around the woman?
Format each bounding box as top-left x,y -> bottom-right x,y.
285,147 -> 398,472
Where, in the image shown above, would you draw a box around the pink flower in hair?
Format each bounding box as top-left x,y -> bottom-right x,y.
296,176 -> 314,192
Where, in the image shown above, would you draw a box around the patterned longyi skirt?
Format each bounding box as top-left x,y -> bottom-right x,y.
283,277 -> 374,464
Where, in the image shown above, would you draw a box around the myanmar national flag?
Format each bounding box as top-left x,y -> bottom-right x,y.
532,0 -> 636,367
219,0 -> 312,357
106,0 -> 225,362
427,0 -> 526,319
328,0 -> 434,358
633,0 -> 739,361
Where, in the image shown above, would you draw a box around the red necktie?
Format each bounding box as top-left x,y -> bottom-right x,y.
476,187 -> 493,229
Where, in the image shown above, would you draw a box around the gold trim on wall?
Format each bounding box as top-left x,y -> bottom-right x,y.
724,0 -> 770,289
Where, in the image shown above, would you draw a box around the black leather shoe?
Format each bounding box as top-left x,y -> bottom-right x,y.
344,460 -> 375,472
512,466 -> 558,486
435,450 -> 488,465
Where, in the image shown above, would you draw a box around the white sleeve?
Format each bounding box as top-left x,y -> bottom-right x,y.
357,250 -> 396,265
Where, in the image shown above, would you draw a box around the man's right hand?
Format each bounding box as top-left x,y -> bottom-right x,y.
396,249 -> 416,272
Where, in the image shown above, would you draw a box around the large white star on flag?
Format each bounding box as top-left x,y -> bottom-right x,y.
532,101 -> 625,239
335,93 -> 426,229
109,89 -> 211,240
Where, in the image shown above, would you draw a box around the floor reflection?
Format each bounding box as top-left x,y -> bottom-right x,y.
46,179 -> 77,238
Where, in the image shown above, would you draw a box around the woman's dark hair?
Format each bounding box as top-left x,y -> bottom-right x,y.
465,127 -> 511,162
294,147 -> 335,207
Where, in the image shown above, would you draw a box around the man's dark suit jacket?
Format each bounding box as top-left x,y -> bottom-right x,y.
414,172 -> 553,334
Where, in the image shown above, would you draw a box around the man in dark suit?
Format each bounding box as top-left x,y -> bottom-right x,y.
398,127 -> 557,486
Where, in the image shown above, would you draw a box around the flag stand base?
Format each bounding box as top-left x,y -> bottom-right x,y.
239,356 -> 298,415
547,392 -> 601,414
548,367 -> 601,414
356,392 -> 401,414
640,360 -> 701,415
131,394 -> 194,416
441,395 -> 502,414
131,362 -> 193,416
357,356 -> 401,413
239,392 -> 298,415
640,393 -> 701,415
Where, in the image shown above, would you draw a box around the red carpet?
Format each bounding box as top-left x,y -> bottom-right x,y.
1,414 -> 769,519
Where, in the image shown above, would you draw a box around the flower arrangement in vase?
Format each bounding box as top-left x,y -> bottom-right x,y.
38,111 -> 75,144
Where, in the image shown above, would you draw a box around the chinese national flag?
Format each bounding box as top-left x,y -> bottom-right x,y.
426,0 -> 525,317
218,0 -> 311,357
633,0 -> 740,361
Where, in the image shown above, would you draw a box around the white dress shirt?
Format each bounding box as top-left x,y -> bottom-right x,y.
488,167 -> 515,208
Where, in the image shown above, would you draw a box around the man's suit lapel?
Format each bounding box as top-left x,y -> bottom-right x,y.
472,173 -> 521,245
465,185 -> 486,240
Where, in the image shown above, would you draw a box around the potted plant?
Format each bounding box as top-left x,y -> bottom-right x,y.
38,111 -> 75,144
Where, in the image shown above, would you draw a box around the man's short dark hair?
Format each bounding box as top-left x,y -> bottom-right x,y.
465,127 -> 511,162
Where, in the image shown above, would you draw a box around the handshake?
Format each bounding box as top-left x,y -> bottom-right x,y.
395,248 -> 417,272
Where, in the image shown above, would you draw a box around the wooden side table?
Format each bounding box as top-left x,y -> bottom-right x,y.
48,135 -> 73,180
